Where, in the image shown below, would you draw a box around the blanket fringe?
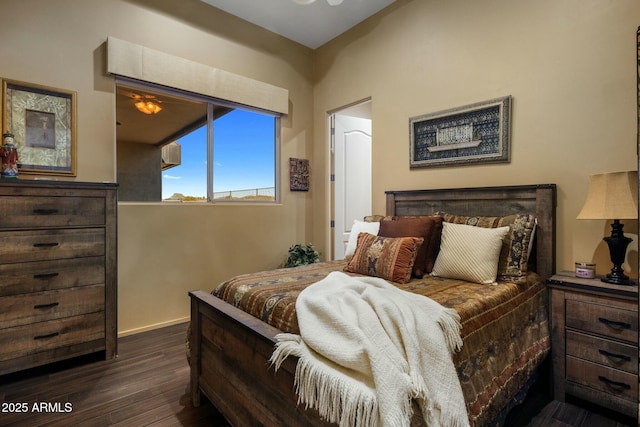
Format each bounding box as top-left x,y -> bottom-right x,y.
269,333 -> 301,370
437,307 -> 463,353
271,333 -> 392,427
295,354 -> 380,427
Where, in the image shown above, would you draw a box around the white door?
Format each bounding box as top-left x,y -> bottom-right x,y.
333,113 -> 372,260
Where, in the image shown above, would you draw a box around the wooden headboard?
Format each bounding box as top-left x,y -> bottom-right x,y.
385,184 -> 557,279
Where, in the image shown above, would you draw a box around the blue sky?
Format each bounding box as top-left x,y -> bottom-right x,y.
161,109 -> 275,199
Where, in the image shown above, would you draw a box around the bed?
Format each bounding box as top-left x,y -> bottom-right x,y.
189,184 -> 557,426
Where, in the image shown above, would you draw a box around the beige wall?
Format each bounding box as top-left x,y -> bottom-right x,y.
0,0 -> 315,335
1,0 -> 638,335
312,0 -> 639,278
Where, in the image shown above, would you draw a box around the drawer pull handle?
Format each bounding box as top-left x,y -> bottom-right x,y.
33,272 -> 59,280
33,242 -> 59,248
34,302 -> 59,310
33,208 -> 59,215
597,317 -> 631,330
34,332 -> 59,340
598,375 -> 631,391
598,349 -> 631,362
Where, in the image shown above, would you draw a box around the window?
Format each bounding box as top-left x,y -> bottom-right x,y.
213,110 -> 276,201
116,79 -> 280,203
162,125 -> 207,201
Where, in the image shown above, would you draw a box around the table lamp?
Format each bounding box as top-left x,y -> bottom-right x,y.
577,171 -> 638,285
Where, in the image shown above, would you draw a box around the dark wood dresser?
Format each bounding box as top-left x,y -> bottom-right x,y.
0,180 -> 117,376
548,271 -> 638,419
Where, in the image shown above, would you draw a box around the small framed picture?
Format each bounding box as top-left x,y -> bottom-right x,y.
2,79 -> 77,176
289,158 -> 309,191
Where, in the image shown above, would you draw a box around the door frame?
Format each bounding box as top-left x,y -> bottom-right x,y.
328,98 -> 372,260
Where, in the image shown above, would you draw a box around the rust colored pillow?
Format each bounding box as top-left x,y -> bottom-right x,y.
378,216 -> 443,277
344,233 -> 423,284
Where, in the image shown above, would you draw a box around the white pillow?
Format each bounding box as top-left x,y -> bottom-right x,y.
431,222 -> 510,284
344,220 -> 380,258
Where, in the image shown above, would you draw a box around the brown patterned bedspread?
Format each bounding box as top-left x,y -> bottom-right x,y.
213,261 -> 550,427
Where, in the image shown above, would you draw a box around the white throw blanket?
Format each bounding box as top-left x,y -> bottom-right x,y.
270,271 -> 469,427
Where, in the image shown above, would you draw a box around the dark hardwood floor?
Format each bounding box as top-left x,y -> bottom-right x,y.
0,322 -> 634,427
526,399 -> 634,427
0,322 -> 227,427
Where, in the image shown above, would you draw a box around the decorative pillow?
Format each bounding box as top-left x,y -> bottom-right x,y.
344,220 -> 380,258
378,216 -> 443,278
392,215 -> 444,275
431,223 -> 510,284
441,213 -> 537,283
363,215 -> 392,223
344,233 -> 423,284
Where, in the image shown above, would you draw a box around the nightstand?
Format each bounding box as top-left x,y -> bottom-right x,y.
547,271 -> 638,418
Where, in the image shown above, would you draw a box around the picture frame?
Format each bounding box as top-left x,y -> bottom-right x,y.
2,79 -> 77,176
409,96 -> 511,168
289,158 -> 310,191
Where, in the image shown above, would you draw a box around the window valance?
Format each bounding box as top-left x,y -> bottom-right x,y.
106,36 -> 288,115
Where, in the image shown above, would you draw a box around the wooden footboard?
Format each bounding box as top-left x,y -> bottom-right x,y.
189,290 -> 330,426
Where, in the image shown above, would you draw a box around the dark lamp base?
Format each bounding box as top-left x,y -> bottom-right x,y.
601,274 -> 634,286
602,219 -> 634,286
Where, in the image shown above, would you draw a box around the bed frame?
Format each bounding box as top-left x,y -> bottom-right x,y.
189,184 -> 557,426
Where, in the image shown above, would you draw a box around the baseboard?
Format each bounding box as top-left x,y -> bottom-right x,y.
118,317 -> 190,337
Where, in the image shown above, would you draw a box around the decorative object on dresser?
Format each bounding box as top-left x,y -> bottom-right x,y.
576,171 -> 638,285
547,271 -> 638,419
1,132 -> 19,179
0,180 -> 118,376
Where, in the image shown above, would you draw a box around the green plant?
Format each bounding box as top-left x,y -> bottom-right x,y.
285,243 -> 320,267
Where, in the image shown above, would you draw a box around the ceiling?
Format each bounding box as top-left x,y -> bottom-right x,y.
117,0 -> 390,146
116,84 -> 208,146
200,0 -> 396,49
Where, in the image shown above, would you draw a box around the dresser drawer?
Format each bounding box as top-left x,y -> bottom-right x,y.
565,299 -> 637,343
0,228 -> 104,264
0,256 -> 105,296
0,284 -> 104,329
0,312 -> 105,362
566,356 -> 638,402
0,196 -> 105,229
566,330 -> 638,374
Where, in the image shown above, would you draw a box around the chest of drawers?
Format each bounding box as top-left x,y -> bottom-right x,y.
0,180 -> 117,376
548,272 -> 638,418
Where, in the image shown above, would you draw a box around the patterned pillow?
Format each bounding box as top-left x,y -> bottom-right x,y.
378,216 -> 443,278
431,223 -> 510,284
344,233 -> 423,284
441,213 -> 537,283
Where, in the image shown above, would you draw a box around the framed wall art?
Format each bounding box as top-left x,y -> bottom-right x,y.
409,96 -> 511,169
289,157 -> 309,191
2,79 -> 77,176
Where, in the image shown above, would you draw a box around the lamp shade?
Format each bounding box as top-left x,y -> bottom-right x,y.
577,171 -> 638,220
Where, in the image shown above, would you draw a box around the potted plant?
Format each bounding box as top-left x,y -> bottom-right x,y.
285,243 -> 320,267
